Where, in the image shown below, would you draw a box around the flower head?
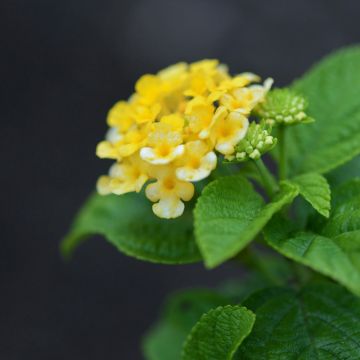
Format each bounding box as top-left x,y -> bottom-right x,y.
256,88 -> 313,126
140,121 -> 184,165
210,109 -> 249,155
227,120 -> 277,162
146,166 -> 194,219
175,140 -> 217,182
97,154 -> 149,195
96,60 -> 273,218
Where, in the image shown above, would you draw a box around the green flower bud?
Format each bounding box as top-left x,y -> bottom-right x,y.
228,121 -> 277,163
256,88 -> 314,126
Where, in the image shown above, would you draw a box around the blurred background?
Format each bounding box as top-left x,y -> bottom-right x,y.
1,0 -> 359,358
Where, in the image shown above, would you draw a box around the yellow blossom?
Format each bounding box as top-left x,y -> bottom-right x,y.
140,121 -> 184,165
210,109 -> 249,155
135,74 -> 163,105
185,97 -> 216,138
107,101 -> 134,132
132,102 -> 161,124
175,140 -> 217,182
220,78 -> 273,115
160,113 -> 185,131
185,59 -> 219,97
97,154 -> 149,195
96,59 -> 273,218
96,127 -> 123,160
213,73 -> 260,99
158,62 -> 188,91
145,166 -> 194,219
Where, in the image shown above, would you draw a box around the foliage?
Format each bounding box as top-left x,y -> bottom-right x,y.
236,282 -> 360,359
61,193 -> 200,264
63,46 -> 360,359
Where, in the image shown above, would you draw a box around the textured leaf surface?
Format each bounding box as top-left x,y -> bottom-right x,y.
182,305 -> 255,360
143,290 -> 230,360
290,173 -> 331,217
194,176 -> 299,268
266,179 -> 360,295
265,218 -> 360,296
236,282 -> 360,359
287,46 -> 360,175
318,178 -> 360,237
330,178 -> 360,209
61,193 -> 200,264
333,231 -> 360,273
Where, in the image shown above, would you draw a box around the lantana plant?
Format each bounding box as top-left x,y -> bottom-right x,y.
63,46 -> 360,359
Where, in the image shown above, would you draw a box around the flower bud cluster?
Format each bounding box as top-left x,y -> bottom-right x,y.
228,121 -> 277,162
256,88 -> 313,126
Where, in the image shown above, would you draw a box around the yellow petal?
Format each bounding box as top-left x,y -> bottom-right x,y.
190,59 -> 219,73
106,127 -> 123,143
238,72 -> 261,83
212,112 -> 249,155
96,141 -> 120,160
107,101 -> 134,131
160,114 -> 185,131
175,181 -> 195,201
152,197 -> 185,219
145,182 -> 161,202
117,143 -> 140,158
135,74 -> 162,104
158,62 -> 187,80
96,176 -> 112,195
110,178 -> 136,195
140,144 -> 185,165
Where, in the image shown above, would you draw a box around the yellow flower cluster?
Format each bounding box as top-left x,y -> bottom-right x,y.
96,60 -> 272,218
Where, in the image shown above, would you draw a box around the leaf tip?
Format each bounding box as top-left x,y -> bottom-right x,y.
59,235 -> 76,262
204,258 -> 220,270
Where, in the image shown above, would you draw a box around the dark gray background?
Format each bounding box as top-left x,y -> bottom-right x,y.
1,0 -> 359,359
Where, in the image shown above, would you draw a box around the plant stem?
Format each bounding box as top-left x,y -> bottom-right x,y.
278,125 -> 287,180
254,159 -> 278,197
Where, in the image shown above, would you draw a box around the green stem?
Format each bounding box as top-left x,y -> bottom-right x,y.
254,159 -> 278,197
278,125 -> 287,180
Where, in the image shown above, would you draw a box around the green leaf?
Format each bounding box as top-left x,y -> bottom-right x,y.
194,175 -> 299,268
290,173 -> 331,217
307,178 -> 360,233
143,290 -> 230,360
265,178 -> 360,296
314,179 -> 360,237
61,193 -> 201,264
236,282 -> 360,359
143,322 -> 186,360
164,290 -> 231,332
264,216 -> 360,296
182,305 -> 255,360
321,203 -> 360,237
334,231 -> 360,273
330,178 -> 360,209
287,46 -> 360,175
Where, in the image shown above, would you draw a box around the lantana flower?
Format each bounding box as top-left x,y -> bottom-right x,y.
145,166 -> 195,219
175,140 -> 217,182
140,121 -> 185,165
210,108 -> 249,155
97,154 -> 149,195
96,60 -> 273,218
